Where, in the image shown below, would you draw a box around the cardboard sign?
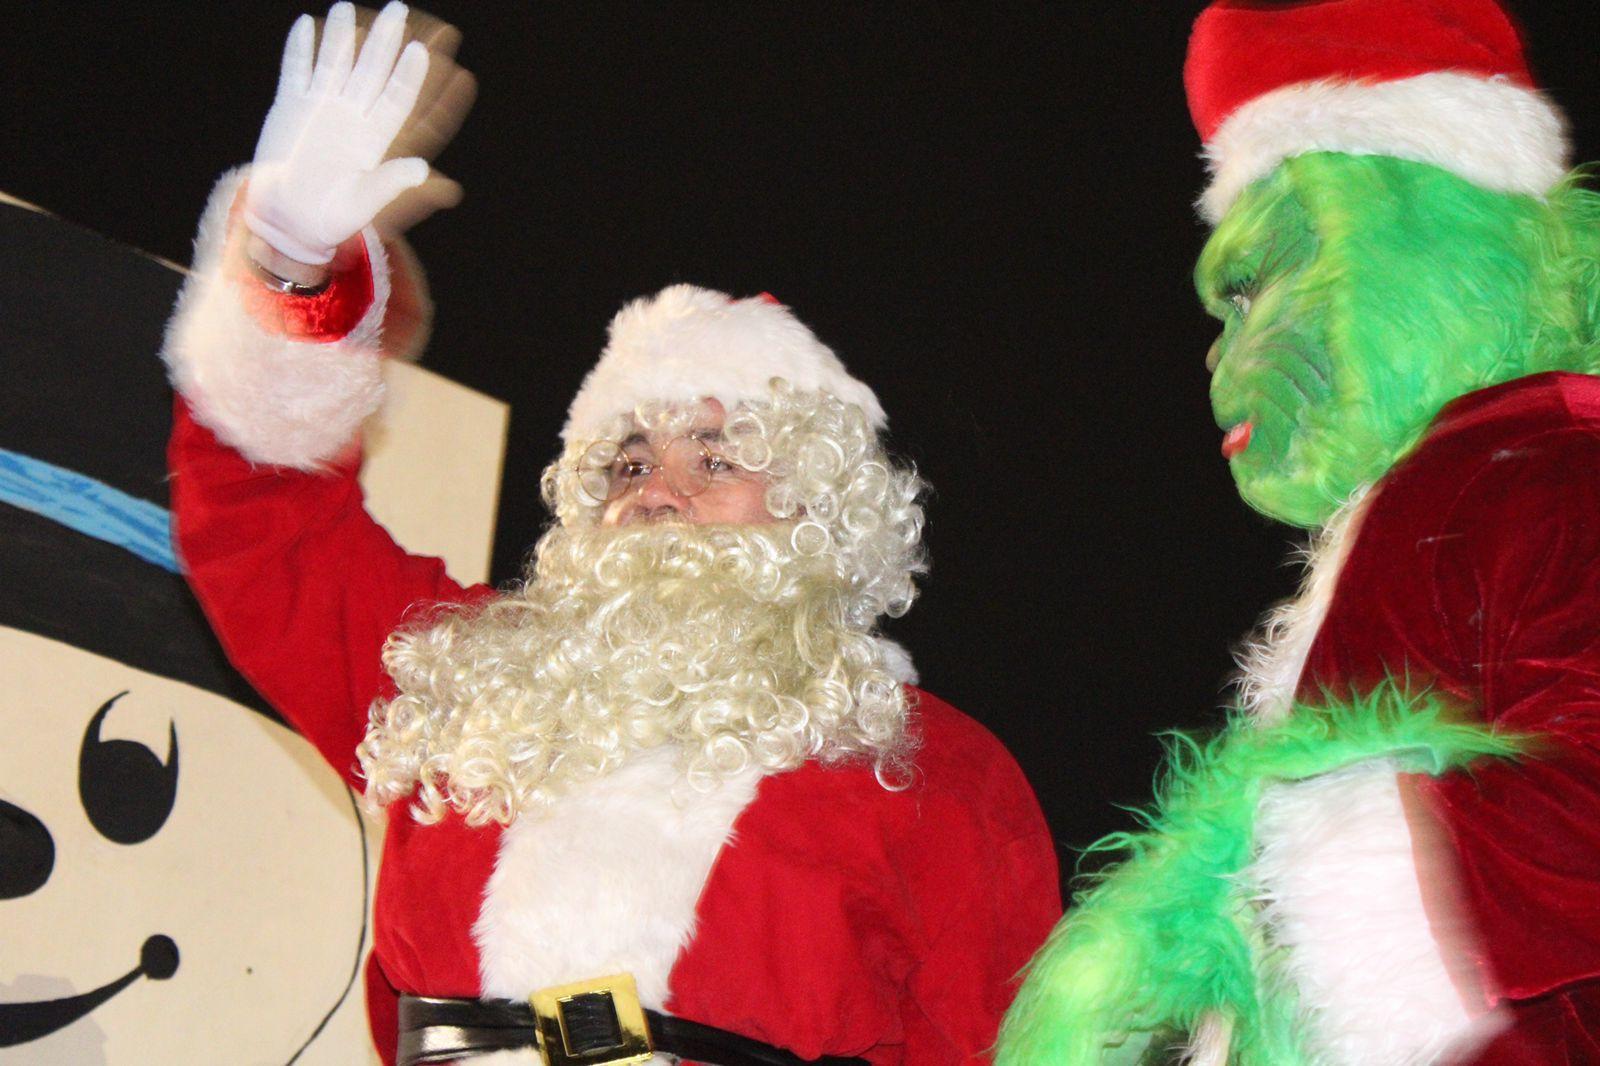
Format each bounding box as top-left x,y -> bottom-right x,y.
0,197 -> 506,1063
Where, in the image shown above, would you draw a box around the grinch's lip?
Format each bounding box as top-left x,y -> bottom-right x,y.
1221,421 -> 1254,459
0,935 -> 178,1046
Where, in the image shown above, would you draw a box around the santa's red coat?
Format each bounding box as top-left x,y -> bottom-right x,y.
165,229 -> 1061,1065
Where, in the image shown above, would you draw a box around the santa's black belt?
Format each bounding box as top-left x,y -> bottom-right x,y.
396,973 -> 869,1066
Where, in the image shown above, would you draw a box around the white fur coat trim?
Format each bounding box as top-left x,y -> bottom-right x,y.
564,284 -> 885,443
1235,490 -> 1368,725
475,744 -> 764,1060
875,636 -> 918,685
1201,72 -> 1570,222
1252,761 -> 1493,1064
161,167 -> 391,470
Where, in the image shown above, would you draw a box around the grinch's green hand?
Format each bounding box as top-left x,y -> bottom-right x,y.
997,684 -> 1521,1065
995,764 -> 1266,1065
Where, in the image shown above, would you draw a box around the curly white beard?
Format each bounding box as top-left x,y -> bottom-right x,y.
357,521 -> 912,826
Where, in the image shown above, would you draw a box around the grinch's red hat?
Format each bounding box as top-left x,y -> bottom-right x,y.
1185,0 -> 1570,223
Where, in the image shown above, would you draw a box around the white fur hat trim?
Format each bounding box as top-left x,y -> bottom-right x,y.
1201,72 -> 1569,223
562,284 -> 885,444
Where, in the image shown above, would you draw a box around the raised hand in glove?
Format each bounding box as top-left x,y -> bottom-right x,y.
245,1 -> 458,267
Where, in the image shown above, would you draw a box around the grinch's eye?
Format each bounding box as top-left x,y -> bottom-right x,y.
1229,292 -> 1253,318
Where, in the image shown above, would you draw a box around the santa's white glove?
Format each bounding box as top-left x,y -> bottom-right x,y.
245,1 -> 430,265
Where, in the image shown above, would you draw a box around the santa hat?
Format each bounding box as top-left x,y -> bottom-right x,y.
1186,0 -> 1571,223
562,284 -> 886,444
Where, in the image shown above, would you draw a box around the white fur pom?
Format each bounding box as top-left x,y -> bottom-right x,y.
1251,761 -> 1494,1065
161,167 -> 391,470
1201,72 -> 1570,222
563,284 -> 884,443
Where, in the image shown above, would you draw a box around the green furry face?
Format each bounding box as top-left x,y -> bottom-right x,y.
1197,153 -> 1593,527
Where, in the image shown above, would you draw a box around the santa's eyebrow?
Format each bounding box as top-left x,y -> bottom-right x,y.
690,428 -> 724,443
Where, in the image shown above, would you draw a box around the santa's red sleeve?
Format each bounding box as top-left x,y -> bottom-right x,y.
163,169 -> 487,784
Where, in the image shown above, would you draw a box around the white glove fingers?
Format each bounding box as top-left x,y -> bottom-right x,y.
368,40 -> 429,137
350,156 -> 431,223
276,15 -> 316,99
309,3 -> 357,95
347,1 -> 410,111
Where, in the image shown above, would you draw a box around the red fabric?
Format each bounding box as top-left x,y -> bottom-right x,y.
224,191 -> 375,341
1185,0 -> 1534,141
364,954 -> 400,1065
168,398 -> 1061,1063
1297,372 -> 1600,1060
670,691 -> 1062,1064
168,399 -> 479,783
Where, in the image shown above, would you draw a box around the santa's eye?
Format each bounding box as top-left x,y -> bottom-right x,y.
78,692 -> 179,845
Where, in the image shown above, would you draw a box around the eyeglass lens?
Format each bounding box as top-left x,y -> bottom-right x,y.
579,437 -> 719,503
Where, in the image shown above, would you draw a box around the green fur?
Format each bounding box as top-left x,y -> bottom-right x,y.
1197,156 -> 1600,528
996,684 -> 1522,1065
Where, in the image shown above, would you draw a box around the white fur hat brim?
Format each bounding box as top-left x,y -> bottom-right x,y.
1200,72 -> 1569,223
562,284 -> 885,444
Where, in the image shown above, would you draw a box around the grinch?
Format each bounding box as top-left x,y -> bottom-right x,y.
1000,1 -> 1600,1063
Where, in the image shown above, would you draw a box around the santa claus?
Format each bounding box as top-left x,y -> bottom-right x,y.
160,4 -> 1060,1064
999,1 -> 1600,1063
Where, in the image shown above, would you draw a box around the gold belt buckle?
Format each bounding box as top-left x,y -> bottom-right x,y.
528,972 -> 655,1066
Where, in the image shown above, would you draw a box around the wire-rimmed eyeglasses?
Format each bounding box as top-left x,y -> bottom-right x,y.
577,435 -> 751,504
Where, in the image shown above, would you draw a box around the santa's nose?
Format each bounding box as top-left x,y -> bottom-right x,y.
0,798 -> 55,899
634,466 -> 689,510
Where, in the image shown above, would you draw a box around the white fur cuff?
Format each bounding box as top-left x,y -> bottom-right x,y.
161,167 -> 391,470
1251,761 -> 1491,1064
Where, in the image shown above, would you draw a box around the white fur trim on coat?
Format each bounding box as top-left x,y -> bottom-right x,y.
1235,489 -> 1368,724
1201,72 -> 1570,223
475,744 -> 764,1053
563,284 -> 885,444
875,637 -> 918,685
1251,761 -> 1496,1065
161,167 -> 391,470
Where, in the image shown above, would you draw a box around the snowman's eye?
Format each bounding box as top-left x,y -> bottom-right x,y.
0,798 -> 54,899
78,692 -> 178,845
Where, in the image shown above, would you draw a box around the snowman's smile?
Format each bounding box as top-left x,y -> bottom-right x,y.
0,934 -> 178,1046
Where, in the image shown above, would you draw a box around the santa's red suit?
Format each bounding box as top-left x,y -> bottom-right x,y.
1234,371 -> 1600,1061
162,174 -> 1062,1065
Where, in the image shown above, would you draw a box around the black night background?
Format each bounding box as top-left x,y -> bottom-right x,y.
5,1 -> 1597,871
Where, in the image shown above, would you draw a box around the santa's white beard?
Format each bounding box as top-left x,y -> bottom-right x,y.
357,522 -> 910,825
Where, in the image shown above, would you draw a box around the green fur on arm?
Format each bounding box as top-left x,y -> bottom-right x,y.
996,684 -> 1523,1065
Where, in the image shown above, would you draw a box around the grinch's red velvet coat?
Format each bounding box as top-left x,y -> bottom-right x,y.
166,253 -> 1061,1065
1297,372 -> 1600,1060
